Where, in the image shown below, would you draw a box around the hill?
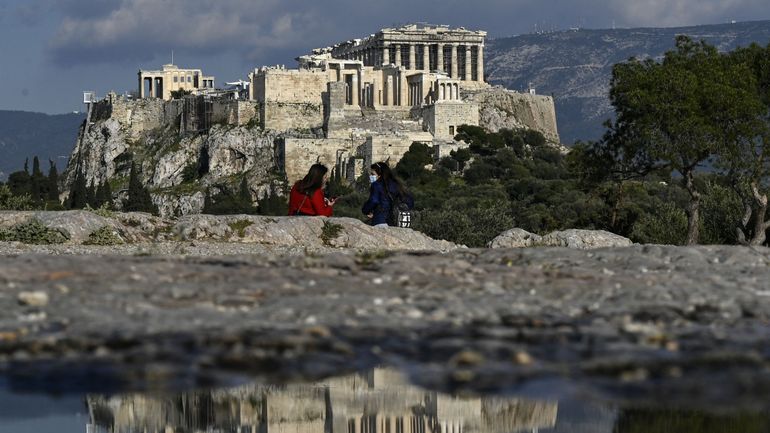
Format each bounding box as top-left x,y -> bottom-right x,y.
0,111 -> 84,180
486,20 -> 770,144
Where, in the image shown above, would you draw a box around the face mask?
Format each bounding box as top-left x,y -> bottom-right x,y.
369,175 -> 378,184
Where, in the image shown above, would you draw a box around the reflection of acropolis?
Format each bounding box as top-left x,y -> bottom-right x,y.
86,368 -> 557,433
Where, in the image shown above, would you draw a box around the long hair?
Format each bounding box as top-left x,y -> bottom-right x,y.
296,163 -> 328,195
371,162 -> 407,196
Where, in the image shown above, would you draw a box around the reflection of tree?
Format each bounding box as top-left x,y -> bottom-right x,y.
85,368 -> 558,433
613,408 -> 770,433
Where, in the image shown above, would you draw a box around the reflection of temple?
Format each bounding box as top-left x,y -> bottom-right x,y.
86,368 -> 557,433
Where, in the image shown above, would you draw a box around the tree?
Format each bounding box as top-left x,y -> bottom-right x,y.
607,36 -> 762,244
47,161 -> 60,202
395,142 -> 433,181
717,43 -> 770,245
67,170 -> 88,209
123,162 -> 158,214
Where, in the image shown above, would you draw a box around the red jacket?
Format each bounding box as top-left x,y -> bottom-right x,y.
288,183 -> 333,216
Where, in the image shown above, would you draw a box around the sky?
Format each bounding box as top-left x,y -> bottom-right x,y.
1,0 -> 768,114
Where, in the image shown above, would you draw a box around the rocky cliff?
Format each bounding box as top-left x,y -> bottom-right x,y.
62,95 -> 280,217
464,88 -> 560,144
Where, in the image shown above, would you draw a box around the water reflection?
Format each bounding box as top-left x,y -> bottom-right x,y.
85,368 -> 558,433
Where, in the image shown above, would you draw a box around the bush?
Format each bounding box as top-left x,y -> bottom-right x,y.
321,221 -> 344,246
0,185 -> 33,210
0,219 -> 69,245
84,226 -> 124,245
630,200 -> 688,245
415,200 -> 514,247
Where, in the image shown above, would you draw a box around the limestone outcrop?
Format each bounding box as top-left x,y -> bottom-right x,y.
489,227 -> 632,249
464,87 -> 561,145
62,97 -> 280,218
0,211 -> 458,252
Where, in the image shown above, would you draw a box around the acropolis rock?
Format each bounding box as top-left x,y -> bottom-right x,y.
62,24 -> 560,217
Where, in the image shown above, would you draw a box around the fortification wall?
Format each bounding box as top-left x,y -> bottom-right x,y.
212,100 -> 259,126
255,69 -> 328,104
263,102 -> 324,132
282,138 -> 362,184
424,102 -> 479,140
463,88 -> 560,143
364,132 -> 433,168
93,95 -> 167,142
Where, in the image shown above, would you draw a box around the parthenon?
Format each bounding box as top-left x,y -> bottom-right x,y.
329,24 -> 486,83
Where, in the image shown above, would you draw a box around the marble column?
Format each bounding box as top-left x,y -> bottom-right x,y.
408,43 -> 416,70
450,44 -> 459,79
422,44 -> 430,71
352,73 -> 359,106
464,45 -> 472,80
382,45 -> 390,66
436,43 -> 444,72
477,45 -> 484,81
399,72 -> 407,106
394,44 -> 402,67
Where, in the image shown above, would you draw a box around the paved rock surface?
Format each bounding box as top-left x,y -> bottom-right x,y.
489,228 -> 633,249
0,244 -> 769,410
0,211 -> 458,252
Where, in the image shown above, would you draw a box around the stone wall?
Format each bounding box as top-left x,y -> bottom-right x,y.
423,102 -> 480,140
212,100 -> 259,126
463,88 -> 560,143
364,133 -> 433,168
282,138 -> 361,184
253,69 -> 329,131
94,94 -> 167,143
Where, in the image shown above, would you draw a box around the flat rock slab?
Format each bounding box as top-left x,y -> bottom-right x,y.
1,245 -> 769,409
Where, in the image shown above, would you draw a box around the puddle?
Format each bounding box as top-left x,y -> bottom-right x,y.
1,367 -> 767,433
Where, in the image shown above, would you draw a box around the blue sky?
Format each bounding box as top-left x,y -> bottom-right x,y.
1,0 -> 768,114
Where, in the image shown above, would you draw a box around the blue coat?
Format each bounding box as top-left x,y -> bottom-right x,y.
362,180 -> 413,226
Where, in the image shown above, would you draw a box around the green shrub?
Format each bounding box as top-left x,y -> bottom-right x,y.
630,201 -> 688,245
228,219 -> 254,237
0,219 -> 69,244
321,221 -> 344,246
415,200 -> 514,247
0,184 -> 34,210
84,226 -> 125,245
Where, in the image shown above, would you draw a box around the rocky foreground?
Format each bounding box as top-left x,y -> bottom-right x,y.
1,225 -> 770,410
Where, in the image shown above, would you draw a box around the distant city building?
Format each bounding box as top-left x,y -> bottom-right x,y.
138,64 -> 215,100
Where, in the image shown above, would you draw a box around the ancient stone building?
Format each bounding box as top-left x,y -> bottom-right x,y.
249,24 -> 492,184
138,64 -> 215,100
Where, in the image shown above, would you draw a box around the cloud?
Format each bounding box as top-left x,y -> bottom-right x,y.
47,0 -> 330,66
46,0 -> 770,67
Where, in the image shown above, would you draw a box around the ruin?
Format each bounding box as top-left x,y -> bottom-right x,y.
67,24 -> 559,216
248,24 -> 491,183
138,64 -> 215,100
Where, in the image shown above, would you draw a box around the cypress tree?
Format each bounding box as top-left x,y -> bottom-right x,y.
123,162 -> 158,214
86,182 -> 97,208
103,181 -> 113,209
47,161 -> 59,202
237,177 -> 254,213
68,170 -> 88,209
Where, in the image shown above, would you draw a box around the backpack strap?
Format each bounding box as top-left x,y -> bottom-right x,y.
295,193 -> 309,215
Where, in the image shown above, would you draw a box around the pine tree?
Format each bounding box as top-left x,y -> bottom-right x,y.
47,161 -> 59,202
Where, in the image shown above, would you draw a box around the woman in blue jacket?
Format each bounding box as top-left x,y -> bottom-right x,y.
362,162 -> 414,227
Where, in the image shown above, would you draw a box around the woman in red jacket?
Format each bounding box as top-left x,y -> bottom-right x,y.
288,164 -> 337,216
